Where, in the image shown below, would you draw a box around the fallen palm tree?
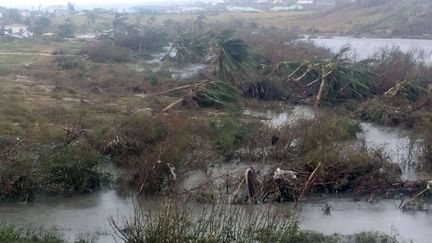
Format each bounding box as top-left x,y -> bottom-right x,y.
272,48 -> 376,107
399,180 -> 432,210
162,33 -> 209,64
142,80 -> 242,112
384,80 -> 430,101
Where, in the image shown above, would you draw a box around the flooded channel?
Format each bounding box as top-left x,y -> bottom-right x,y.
304,36 -> 432,63
129,46 -> 207,80
1,191 -> 431,242
0,106 -> 428,242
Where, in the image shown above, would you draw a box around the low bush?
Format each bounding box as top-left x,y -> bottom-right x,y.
291,115 -> 361,155
39,143 -> 109,194
0,223 -> 63,243
53,56 -> 81,70
208,116 -> 254,160
109,201 -> 398,243
81,42 -> 131,62
0,125 -> 109,201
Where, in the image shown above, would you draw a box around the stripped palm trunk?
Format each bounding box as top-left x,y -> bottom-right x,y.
245,167 -> 263,203
315,77 -> 326,108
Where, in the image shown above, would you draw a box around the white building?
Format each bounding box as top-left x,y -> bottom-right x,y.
75,33 -> 98,40
297,0 -> 314,4
179,7 -> 206,13
226,6 -> 262,13
45,5 -> 68,16
4,24 -> 33,38
270,5 -> 305,11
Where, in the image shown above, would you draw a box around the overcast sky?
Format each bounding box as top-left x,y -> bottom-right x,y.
0,0 -> 172,8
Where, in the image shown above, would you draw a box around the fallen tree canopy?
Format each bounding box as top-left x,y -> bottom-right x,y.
142,80 -> 242,112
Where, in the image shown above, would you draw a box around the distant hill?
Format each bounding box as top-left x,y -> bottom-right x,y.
296,0 -> 432,38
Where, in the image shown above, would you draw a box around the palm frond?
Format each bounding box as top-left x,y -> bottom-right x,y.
385,80 -> 429,101
194,81 -> 242,108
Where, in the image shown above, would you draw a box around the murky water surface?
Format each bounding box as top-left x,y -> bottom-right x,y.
305,36 -> 432,63
2,191 -> 431,242
129,46 -> 206,79
0,106 -> 428,242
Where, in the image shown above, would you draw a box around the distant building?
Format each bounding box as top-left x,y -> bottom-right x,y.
226,6 -> 262,13
297,0 -> 314,4
316,0 -> 336,6
4,24 -> 33,38
179,7 -> 206,13
75,33 -> 98,40
0,12 -> 3,19
20,11 -> 31,17
270,5 -> 305,11
45,5 -> 68,16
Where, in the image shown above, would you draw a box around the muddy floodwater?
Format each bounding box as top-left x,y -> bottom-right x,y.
0,106 -> 428,242
305,36 -> 432,63
129,46 -> 207,79
1,191 -> 432,242
299,198 -> 432,243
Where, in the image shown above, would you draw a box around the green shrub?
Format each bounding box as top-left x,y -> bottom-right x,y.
296,116 -> 361,154
208,116 -> 252,160
81,42 -> 131,62
39,143 -> 108,194
147,72 -> 159,86
0,223 -> 63,243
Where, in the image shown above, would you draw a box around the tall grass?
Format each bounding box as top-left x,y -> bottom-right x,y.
109,200 -> 399,243
0,223 -> 63,243
109,200 -> 302,242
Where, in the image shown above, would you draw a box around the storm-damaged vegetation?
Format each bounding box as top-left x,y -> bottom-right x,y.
1,5 -> 432,242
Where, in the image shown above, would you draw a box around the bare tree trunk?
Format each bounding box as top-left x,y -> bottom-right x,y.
142,80 -> 208,99
162,98 -> 184,112
400,187 -> 429,210
315,78 -> 326,108
295,162 -> 322,208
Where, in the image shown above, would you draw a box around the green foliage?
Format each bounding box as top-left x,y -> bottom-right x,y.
81,42 -> 131,62
296,116 -> 362,154
110,201 -> 395,243
110,201 -> 299,242
0,223 -> 63,243
275,48 -> 377,104
243,79 -> 288,100
56,19 -> 75,38
0,126 -> 109,200
170,33 -> 209,64
113,18 -> 167,52
53,56 -> 81,70
353,231 -> 398,243
212,31 -> 254,82
39,143 -> 107,194
208,116 -> 251,159
147,72 -> 159,86
109,113 -> 167,164
31,17 -> 51,36
193,81 -> 242,108
384,80 -> 429,102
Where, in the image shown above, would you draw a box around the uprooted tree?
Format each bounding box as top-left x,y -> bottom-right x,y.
272,47 -> 377,107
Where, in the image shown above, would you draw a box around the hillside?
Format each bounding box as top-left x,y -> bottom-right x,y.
296,0 -> 432,37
